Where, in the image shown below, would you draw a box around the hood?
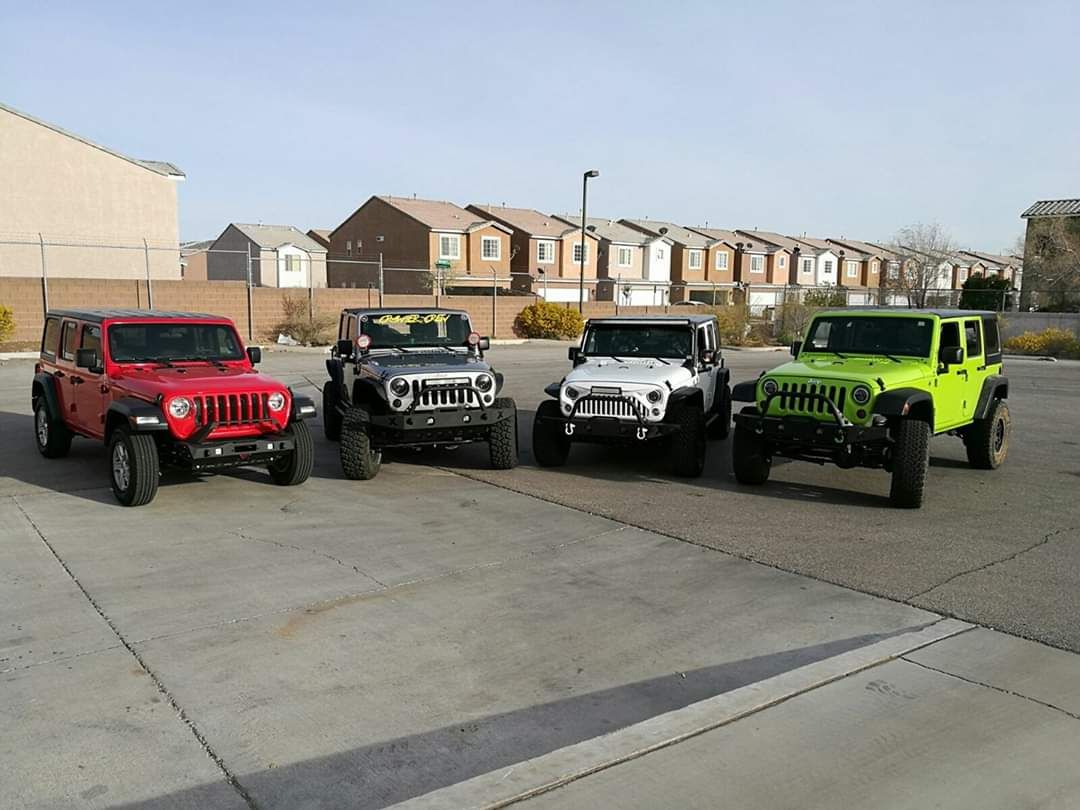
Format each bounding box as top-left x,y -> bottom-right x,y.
768,355 -> 932,388
113,364 -> 288,400
564,357 -> 693,390
365,351 -> 490,378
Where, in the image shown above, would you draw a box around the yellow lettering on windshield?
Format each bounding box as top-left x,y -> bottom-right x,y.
372,313 -> 451,325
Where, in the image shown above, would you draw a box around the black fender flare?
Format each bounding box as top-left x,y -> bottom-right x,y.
668,386 -> 704,409
494,371 -> 506,396
351,377 -> 386,407
325,357 -> 345,386
972,375 -> 1008,420
872,388 -> 934,423
731,380 -> 759,402
543,381 -> 561,399
290,391 -> 317,421
106,398 -> 169,435
32,372 -> 63,420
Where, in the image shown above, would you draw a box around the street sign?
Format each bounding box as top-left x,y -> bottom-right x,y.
436,260 -> 451,269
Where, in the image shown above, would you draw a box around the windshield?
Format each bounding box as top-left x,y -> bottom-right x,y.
803,316 -> 933,358
360,312 -> 472,348
108,323 -> 245,363
583,325 -> 692,358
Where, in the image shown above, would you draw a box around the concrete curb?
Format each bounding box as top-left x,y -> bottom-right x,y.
0,352 -> 38,360
388,618 -> 972,810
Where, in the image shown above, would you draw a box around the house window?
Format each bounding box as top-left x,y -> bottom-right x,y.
871,261 -> 879,273
688,249 -> 703,270
617,246 -> 633,267
715,252 -> 729,270
846,261 -> 858,278
573,242 -> 589,264
750,255 -> 764,273
802,258 -> 813,274
824,260 -> 834,274
286,254 -> 302,274
779,255 -> 786,268
657,248 -> 665,259
537,240 -> 554,263
346,240 -> 352,256
438,234 -> 460,260
481,236 -> 501,260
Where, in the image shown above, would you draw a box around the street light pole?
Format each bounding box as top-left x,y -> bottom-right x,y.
579,169 -> 599,314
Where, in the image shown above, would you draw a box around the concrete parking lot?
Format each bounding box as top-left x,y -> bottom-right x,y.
2,344 -> 1079,809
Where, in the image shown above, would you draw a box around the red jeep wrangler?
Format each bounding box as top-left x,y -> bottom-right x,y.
32,309 -> 317,506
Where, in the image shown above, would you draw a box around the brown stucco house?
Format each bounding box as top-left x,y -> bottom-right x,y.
827,238 -> 896,294
205,224 -> 328,288
958,250 -> 1021,285
0,101 -> 184,280
554,215 -> 673,305
467,204 -> 600,302
179,240 -> 213,281
620,220 -> 721,301
306,229 -> 332,250
328,196 -> 512,293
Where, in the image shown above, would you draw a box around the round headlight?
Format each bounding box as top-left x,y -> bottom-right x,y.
267,392 -> 287,412
565,386 -> 580,400
168,397 -> 192,419
851,385 -> 872,405
475,374 -> 493,392
646,389 -> 662,403
761,378 -> 779,397
390,377 -> 410,397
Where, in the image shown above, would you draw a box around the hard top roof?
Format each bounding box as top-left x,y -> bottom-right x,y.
342,307 -> 470,317
814,307 -> 996,318
587,314 -> 715,326
47,309 -> 229,323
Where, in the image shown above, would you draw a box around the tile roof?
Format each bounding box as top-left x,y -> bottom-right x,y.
180,239 -> 214,255
0,101 -> 184,178
959,250 -> 1020,268
690,227 -> 745,248
620,219 -> 712,248
827,238 -> 900,261
470,205 -> 579,239
552,215 -> 661,245
378,196 -> 507,233
736,230 -> 804,254
230,223 -> 327,253
1021,199 -> 1080,218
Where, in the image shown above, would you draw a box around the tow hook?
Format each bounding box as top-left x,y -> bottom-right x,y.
565,422 -> 576,436
636,426 -> 648,440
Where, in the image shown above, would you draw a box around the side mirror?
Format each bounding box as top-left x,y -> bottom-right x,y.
701,350 -> 716,366
246,346 -> 262,365
568,347 -> 581,363
939,346 -> 962,366
791,340 -> 802,357
336,338 -> 353,358
75,348 -> 100,372
477,337 -> 491,351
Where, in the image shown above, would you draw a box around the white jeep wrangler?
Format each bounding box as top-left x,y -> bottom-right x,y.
533,315 -> 731,477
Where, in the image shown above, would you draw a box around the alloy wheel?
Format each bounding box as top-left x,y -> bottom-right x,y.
36,408 -> 49,447
112,442 -> 131,491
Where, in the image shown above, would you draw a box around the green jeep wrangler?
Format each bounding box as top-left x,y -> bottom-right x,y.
731,309 -> 1010,508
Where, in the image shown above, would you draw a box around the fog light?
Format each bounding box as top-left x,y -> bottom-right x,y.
652,408 -> 661,416
856,408 -> 866,419
463,415 -> 471,423
393,399 -> 402,408
426,417 -> 435,425
563,404 -> 572,413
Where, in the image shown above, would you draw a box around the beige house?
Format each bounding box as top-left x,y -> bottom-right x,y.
206,224 -> 328,287
555,215 -> 673,305
329,196 -> 512,293
179,240 -> 213,281
0,101 -> 184,279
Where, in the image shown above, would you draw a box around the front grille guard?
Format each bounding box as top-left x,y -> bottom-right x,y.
403,380 -> 486,415
566,394 -> 650,440
758,391 -> 850,428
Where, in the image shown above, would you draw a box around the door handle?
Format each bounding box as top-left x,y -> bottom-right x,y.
956,369 -> 968,378
54,370 -> 65,379
100,384 -> 110,394
70,376 -> 84,385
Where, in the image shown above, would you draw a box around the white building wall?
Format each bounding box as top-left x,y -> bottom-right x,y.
815,251 -> 839,286
642,239 -> 672,283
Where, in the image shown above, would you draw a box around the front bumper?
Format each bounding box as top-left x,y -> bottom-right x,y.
167,434 -> 296,470
538,394 -> 675,442
362,403 -> 515,447
733,411 -> 888,446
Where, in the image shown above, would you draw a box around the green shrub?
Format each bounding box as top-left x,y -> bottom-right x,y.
803,287 -> 847,307
1003,327 -> 1080,358
0,305 -> 13,344
707,306 -> 751,345
514,301 -> 584,339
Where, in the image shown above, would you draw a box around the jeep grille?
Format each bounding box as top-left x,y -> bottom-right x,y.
194,393 -> 273,426
575,396 -> 636,418
415,386 -> 479,409
774,382 -> 847,416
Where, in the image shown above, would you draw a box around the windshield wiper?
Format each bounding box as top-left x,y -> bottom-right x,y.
129,357 -> 174,367
878,352 -> 902,363
646,356 -> 671,365
830,350 -> 847,360
178,356 -> 227,367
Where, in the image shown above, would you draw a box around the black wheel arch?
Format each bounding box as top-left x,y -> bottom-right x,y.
873,388 -> 934,425
32,372 -> 63,420
972,375 -> 1008,420
105,398 -> 169,438
668,386 -> 704,409
731,380 -> 758,403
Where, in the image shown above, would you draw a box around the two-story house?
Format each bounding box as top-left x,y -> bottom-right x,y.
826,238 -> 894,296
554,215 -> 672,305
205,223 -> 328,288
739,231 -> 814,288
328,196 -> 512,293
620,219 -> 720,302
467,204 -> 601,301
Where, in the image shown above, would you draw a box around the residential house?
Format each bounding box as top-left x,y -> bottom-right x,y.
328,196 -> 512,293
179,239 -> 213,281
0,101 -> 184,279
306,229 -> 332,250
620,220 -> 720,302
206,224 -> 328,288
554,215 -> 672,305
467,205 -> 601,302
740,231 -> 820,288
826,238 -> 896,295
958,250 -> 1022,287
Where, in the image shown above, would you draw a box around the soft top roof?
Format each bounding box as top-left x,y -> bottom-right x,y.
47,309 -> 230,324
342,307 -> 470,317
814,307 -> 997,318
587,314 -> 715,326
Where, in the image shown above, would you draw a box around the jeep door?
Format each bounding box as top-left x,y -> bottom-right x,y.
695,324 -> 717,412
71,324 -> 107,439
959,318 -> 989,422
934,320 -> 967,431
53,319 -> 81,426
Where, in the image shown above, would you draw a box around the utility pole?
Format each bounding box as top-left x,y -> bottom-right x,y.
578,169 -> 599,314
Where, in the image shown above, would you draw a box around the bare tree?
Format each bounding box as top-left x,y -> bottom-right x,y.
887,223 -> 956,308
1024,217 -> 1080,310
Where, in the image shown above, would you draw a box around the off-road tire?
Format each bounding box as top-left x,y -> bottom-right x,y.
268,420 -> 314,486
708,388 -> 732,440
964,399 -> 1010,470
668,403 -> 707,477
33,397 -> 72,458
109,426 -> 159,507
488,398 -> 519,470
732,424 -> 771,485
889,419 -> 931,508
532,399 -> 571,467
340,412 -> 381,480
322,381 -> 343,441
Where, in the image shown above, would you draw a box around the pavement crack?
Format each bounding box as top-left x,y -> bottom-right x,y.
901,655 -> 1080,722
11,497 -> 261,810
228,530 -> 390,588
908,527 -> 1075,601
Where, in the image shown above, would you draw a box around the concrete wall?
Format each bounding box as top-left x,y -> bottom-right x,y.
1000,312 -> 1080,341
0,106 -> 180,280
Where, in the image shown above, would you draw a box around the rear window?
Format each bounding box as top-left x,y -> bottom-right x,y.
60,321 -> 78,361
41,317 -> 61,356
984,318 -> 1001,357
964,320 -> 982,358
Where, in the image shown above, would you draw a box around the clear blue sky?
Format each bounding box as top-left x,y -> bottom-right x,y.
4,0 -> 1077,252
